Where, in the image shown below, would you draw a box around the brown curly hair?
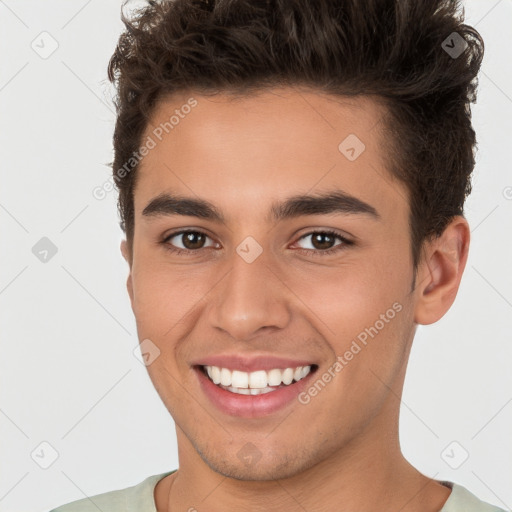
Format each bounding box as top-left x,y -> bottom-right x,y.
107,0 -> 484,270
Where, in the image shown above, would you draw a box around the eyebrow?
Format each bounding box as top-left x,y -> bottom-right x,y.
141,190 -> 380,223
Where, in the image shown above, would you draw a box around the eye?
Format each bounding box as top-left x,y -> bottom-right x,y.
161,230 -> 218,256
293,229 -> 353,257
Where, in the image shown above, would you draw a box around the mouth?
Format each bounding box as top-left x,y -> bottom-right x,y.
193,363 -> 319,417
198,364 -> 318,395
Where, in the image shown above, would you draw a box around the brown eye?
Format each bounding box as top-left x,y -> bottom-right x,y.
294,230 -> 354,257
310,232 -> 337,250
296,231 -> 343,251
180,231 -> 207,250
163,230 -> 216,253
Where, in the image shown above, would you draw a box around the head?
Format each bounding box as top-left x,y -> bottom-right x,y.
108,0 -> 483,480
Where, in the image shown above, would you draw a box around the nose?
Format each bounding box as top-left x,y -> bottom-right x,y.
208,250 -> 291,341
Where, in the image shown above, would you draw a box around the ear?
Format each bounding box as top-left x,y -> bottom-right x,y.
120,239 -> 134,307
413,216 -> 470,325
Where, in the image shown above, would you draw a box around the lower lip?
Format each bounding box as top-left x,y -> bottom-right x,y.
195,366 -> 317,418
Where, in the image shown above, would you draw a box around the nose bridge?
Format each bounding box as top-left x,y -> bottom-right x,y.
209,247 -> 290,340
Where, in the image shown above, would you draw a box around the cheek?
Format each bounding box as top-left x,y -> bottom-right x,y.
129,265 -> 203,397
130,261 -> 216,347
288,254 -> 412,386
291,255 -> 408,333
300,284 -> 412,421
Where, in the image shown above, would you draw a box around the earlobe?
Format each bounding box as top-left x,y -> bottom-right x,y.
120,239 -> 131,265
120,239 -> 135,307
413,217 -> 470,325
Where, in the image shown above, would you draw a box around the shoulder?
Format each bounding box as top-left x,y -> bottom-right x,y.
440,482 -> 509,512
48,471 -> 176,512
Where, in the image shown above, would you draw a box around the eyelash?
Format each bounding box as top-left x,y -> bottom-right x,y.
160,229 -> 354,258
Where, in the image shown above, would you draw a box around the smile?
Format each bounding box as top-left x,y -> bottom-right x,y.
201,364 -> 314,395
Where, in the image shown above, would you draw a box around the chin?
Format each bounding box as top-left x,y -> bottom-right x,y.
195,443 -> 318,482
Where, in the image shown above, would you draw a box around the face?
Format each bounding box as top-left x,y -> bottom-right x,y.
123,87 -> 421,480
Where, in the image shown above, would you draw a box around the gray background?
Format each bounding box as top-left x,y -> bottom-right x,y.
1,1 -> 511,511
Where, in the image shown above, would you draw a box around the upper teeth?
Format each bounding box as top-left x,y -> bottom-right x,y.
204,365 -> 312,389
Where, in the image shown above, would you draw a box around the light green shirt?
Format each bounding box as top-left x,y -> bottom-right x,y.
49,470 -> 508,512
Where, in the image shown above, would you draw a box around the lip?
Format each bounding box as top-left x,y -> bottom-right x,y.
191,354 -> 316,372
194,364 -> 318,418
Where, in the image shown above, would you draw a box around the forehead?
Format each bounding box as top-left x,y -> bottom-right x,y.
134,87 -> 408,223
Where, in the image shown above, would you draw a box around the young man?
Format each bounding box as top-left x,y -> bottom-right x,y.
50,0 -> 507,511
